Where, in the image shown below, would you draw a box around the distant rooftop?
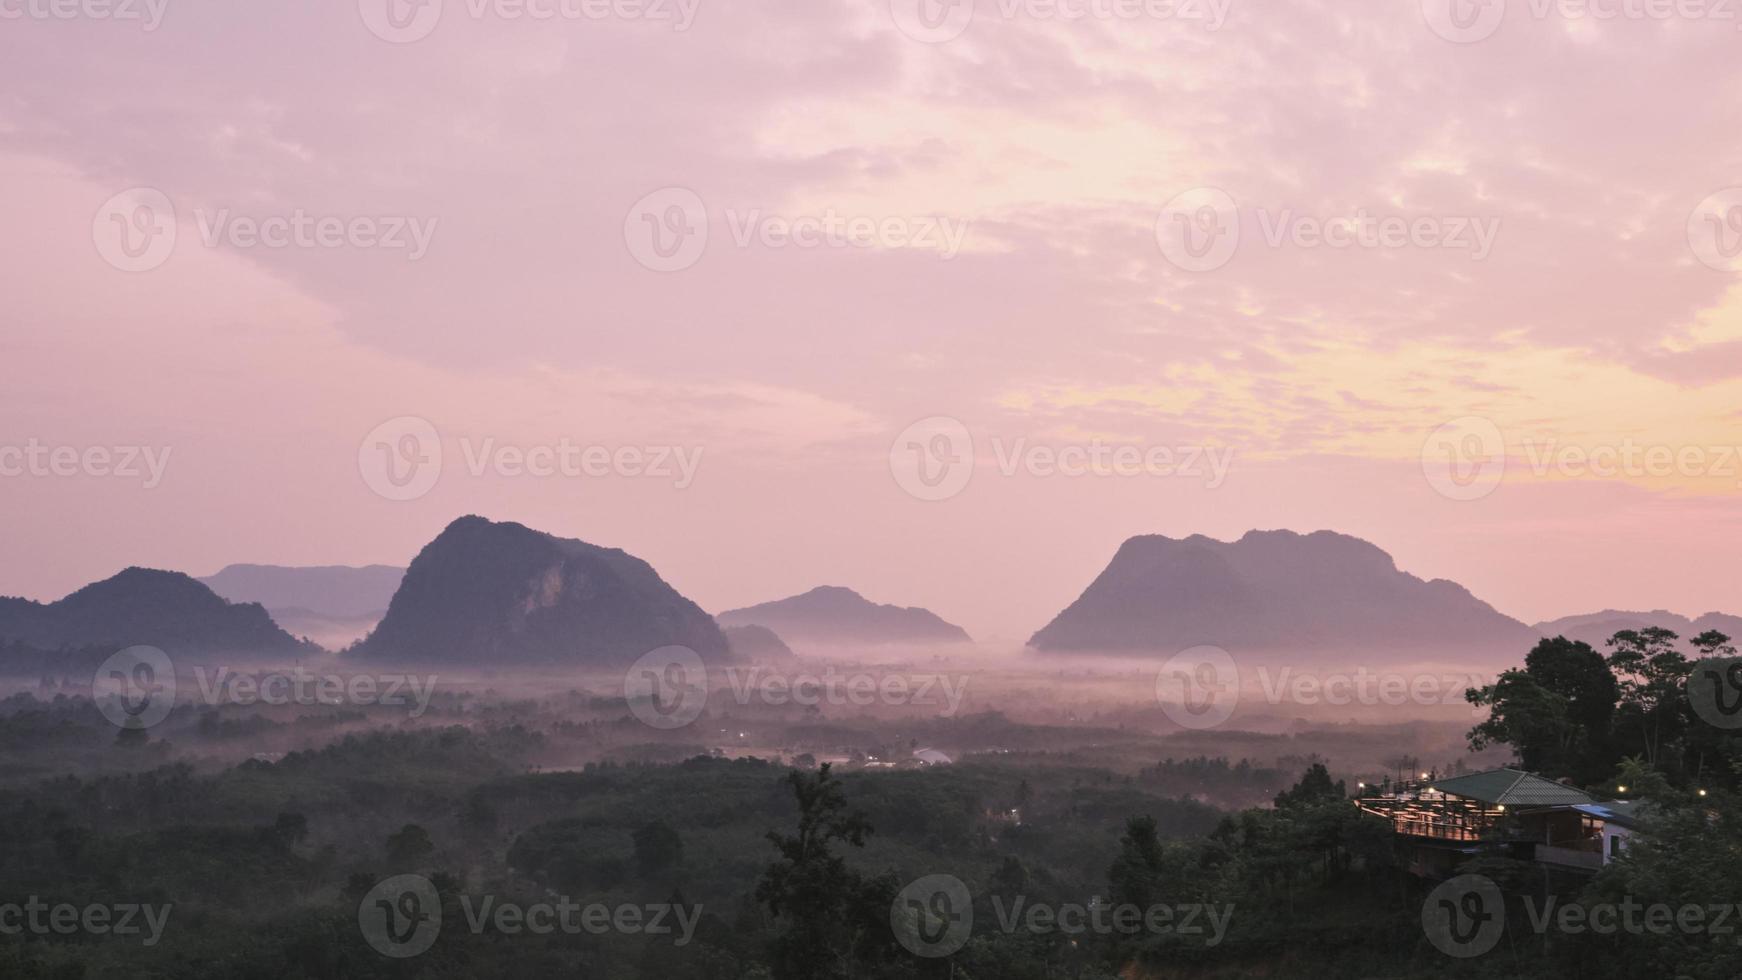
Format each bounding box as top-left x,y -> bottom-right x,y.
1569,800 -> 1647,830
1429,769 -> 1597,807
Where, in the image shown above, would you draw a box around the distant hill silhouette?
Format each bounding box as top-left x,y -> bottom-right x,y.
200,564 -> 404,619
723,624 -> 795,660
0,568 -> 307,656
1532,609 -> 1742,653
352,516 -> 730,665
201,563 -> 404,648
717,586 -> 971,646
1029,529 -> 1536,654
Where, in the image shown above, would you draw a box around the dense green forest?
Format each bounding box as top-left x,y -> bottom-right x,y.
1,627 -> 1738,978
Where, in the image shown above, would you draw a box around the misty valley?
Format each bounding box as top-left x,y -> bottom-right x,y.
1,517 -> 1737,978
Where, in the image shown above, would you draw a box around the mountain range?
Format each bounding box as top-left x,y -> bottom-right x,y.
1530,610 -> 1742,654
351,516 -> 731,665
5,521 -> 1736,667
0,568 -> 308,657
717,586 -> 972,647
1029,529 -> 1538,654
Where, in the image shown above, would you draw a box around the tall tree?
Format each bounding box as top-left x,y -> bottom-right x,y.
1606,627 -> 1691,766
756,764 -> 881,980
1467,636 -> 1620,781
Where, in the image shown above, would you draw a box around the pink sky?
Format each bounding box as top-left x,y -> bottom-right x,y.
2,0 -> 1740,643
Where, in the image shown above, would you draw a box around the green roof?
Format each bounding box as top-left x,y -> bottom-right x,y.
1428,769 -> 1596,807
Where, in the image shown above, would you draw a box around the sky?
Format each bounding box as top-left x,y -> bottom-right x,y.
2,0 -> 1741,644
